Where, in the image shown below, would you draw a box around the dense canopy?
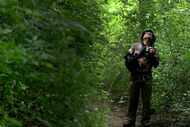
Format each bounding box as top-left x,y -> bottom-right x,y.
0,0 -> 189,127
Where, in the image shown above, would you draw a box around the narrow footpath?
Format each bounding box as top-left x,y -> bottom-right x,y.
108,102 -> 190,127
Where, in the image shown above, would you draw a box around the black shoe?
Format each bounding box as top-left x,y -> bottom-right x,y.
123,122 -> 135,127
141,125 -> 150,127
141,123 -> 150,127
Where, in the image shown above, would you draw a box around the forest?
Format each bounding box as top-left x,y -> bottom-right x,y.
0,0 -> 189,127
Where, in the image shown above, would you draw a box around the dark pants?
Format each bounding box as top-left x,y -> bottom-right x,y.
127,79 -> 152,126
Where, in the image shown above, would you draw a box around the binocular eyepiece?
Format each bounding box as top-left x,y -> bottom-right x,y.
145,46 -> 153,53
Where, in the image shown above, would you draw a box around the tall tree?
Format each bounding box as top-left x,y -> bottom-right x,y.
138,0 -> 156,31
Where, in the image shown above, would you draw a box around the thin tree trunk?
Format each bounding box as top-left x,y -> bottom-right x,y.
138,0 -> 155,31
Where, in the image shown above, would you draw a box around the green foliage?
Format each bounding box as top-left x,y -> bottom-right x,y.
1,116 -> 23,127
0,0 -> 190,126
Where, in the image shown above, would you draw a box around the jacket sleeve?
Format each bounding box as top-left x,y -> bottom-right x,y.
150,50 -> 160,68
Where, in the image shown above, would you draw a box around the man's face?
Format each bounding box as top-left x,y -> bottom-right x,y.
143,32 -> 153,46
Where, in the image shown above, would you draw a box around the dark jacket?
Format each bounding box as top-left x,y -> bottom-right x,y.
124,42 -> 159,80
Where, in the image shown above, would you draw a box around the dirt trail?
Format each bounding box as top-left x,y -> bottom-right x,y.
108,102 -> 190,127
108,103 -> 142,127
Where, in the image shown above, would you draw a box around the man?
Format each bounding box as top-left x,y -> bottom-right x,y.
123,30 -> 159,127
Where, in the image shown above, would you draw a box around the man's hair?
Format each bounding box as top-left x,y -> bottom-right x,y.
140,30 -> 156,46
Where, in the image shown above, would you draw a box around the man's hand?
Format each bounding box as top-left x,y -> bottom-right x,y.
138,57 -> 146,66
149,47 -> 156,55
